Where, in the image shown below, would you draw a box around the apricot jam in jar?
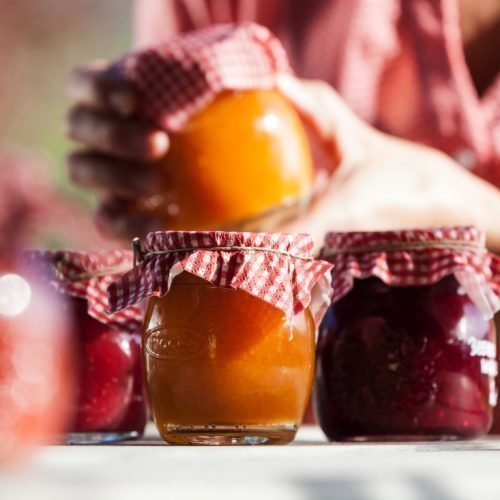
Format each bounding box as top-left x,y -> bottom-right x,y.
28,250 -> 147,444
316,227 -> 500,441
120,23 -> 315,231
108,231 -> 332,445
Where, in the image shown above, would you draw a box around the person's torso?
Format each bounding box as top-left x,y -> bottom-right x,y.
135,0 -> 500,186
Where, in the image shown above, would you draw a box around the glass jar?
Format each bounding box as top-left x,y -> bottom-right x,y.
107,231 -> 333,445
316,227 -> 500,441
65,297 -> 147,444
144,89 -> 313,231
121,23 -> 317,232
26,250 -> 148,445
143,272 -> 315,445
0,262 -> 72,463
489,312 -> 500,434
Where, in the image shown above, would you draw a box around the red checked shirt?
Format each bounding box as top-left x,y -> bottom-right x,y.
134,0 -> 500,188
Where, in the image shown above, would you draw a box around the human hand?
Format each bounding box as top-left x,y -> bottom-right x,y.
65,61 -> 169,239
277,75 -> 500,252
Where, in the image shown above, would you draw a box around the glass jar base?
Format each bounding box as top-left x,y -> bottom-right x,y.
330,434 -> 472,443
158,424 -> 298,445
66,431 -> 140,445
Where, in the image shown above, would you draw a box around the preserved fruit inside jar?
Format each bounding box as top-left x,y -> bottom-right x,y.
316,276 -> 497,441
143,272 -> 316,445
66,298 -> 147,444
143,89 -> 314,230
489,313 -> 500,433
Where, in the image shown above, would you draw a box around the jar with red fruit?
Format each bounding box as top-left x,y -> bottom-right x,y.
489,272 -> 500,434
316,227 -> 500,441
27,250 -> 148,444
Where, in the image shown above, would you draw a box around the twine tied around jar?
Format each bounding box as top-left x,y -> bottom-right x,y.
24,249 -> 142,332
54,259 -> 133,283
132,237 -> 313,266
321,239 -> 486,257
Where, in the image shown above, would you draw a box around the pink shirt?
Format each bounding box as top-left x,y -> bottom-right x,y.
134,0 -> 500,187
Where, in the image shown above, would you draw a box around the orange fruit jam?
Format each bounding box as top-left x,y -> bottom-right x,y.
143,272 -> 316,445
145,89 -> 314,231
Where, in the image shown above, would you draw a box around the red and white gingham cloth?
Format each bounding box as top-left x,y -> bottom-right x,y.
108,231 -> 332,326
322,226 -> 500,319
118,22 -> 291,131
25,250 -> 143,333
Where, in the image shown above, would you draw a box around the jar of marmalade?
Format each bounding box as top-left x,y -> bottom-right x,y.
121,23 -> 315,231
108,231 -> 332,445
28,250 -> 148,444
316,227 -> 500,441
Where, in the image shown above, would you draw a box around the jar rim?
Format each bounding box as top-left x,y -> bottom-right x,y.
133,231 -> 315,265
322,226 -> 486,256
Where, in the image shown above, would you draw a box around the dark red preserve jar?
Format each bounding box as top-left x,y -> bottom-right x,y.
316,227 -> 500,441
27,250 -> 147,444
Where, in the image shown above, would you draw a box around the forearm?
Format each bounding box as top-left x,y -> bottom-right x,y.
284,133 -> 500,253
373,136 -> 500,253
379,136 -> 500,254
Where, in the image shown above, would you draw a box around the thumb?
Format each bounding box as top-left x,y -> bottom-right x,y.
276,74 -> 372,167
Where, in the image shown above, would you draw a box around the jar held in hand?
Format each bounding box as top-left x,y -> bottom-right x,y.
120,23 -> 315,231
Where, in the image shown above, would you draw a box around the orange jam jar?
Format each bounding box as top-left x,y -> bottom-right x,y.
108,231 -> 332,445
122,23 -> 314,231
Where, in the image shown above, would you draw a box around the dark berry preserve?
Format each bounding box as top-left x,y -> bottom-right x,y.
316,275 -> 496,441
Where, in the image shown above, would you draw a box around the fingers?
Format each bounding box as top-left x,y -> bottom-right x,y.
65,107 -> 169,161
95,197 -> 164,240
67,151 -> 162,199
68,61 -> 138,116
66,61 -> 173,241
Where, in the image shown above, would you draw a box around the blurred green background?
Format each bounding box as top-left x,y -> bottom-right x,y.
0,1 -> 134,248
0,0 -> 132,191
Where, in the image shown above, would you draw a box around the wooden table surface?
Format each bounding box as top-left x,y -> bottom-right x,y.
1,424 -> 500,500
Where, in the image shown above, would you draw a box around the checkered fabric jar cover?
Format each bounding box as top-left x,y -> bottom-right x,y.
107,231 -> 333,326
25,250 -> 143,332
321,226 -> 500,318
117,22 -> 292,131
